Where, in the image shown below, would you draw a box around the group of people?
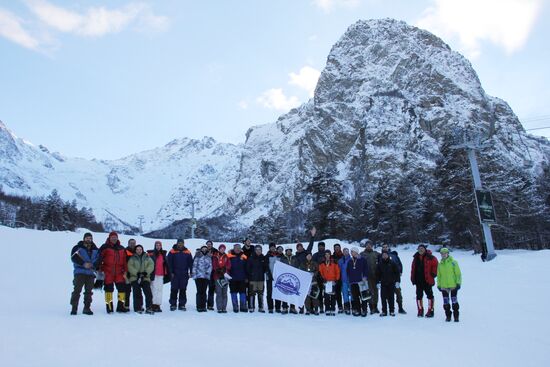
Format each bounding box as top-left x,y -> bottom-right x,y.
70,227 -> 462,322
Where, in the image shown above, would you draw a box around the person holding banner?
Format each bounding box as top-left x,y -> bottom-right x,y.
300,252 -> 320,315
319,250 -> 340,316
347,247 -> 369,317
227,244 -> 249,313
280,247 -> 299,314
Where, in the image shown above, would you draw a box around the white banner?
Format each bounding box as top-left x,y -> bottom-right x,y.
272,261 -> 313,306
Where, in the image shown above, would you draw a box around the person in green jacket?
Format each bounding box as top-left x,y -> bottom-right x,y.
128,245 -> 155,314
437,248 -> 462,322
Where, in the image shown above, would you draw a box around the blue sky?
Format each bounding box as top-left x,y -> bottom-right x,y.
1,0 -> 549,160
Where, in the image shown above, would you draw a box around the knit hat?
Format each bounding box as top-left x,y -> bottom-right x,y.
440,247 -> 450,254
351,247 -> 360,254
109,231 -> 118,238
177,238 -> 185,244
219,244 -> 226,251
83,232 -> 93,240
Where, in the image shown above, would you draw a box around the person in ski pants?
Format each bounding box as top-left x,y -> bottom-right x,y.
70,232 -> 100,315
147,241 -> 170,312
227,244 -> 248,313
437,247 -> 462,322
347,248 -> 369,317
411,244 -> 439,317
167,239 -> 193,311
338,248 -> 352,314
192,245 -> 213,312
213,244 -> 231,313
127,245 -> 155,313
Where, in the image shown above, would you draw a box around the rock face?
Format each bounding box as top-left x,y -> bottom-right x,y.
226,19 -> 549,226
1,19 -> 549,239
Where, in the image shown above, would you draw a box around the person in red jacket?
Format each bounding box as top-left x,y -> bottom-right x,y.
212,244 -> 231,313
99,231 -> 128,313
410,244 -> 439,318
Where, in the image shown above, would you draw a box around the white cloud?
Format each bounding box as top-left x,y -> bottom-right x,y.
0,8 -> 39,49
289,66 -> 321,97
256,88 -> 300,111
417,0 -> 543,58
312,0 -> 361,13
25,0 -> 169,37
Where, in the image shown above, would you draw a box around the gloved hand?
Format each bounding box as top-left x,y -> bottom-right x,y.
395,282 -> 400,289
455,284 -> 461,290
93,279 -> 104,289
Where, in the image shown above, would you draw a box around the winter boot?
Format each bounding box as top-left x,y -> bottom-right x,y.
248,295 -> 255,313
398,306 -> 407,314
258,294 -> 265,313
416,299 -> 424,317
452,303 -> 460,322
116,293 -> 129,313
444,304 -> 452,322
105,292 -> 114,314
83,303 -> 93,315
231,293 -> 239,313
145,307 -> 155,315
344,302 -> 351,315
290,306 -> 298,314
170,304 -> 177,311
239,293 -> 248,313
70,304 -> 78,315
425,299 -> 435,318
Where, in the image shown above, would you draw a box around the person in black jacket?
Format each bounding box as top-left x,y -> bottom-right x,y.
380,244 -> 406,314
70,232 -> 100,315
246,245 -> 267,313
376,250 -> 400,317
265,243 -> 282,313
205,240 -> 217,311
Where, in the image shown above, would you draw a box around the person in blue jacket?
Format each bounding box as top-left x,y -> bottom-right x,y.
338,247 -> 352,315
347,247 -> 369,317
167,239 -> 193,311
70,232 -> 100,315
227,244 -> 248,313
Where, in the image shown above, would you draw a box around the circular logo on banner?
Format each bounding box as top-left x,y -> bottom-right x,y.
275,273 -> 301,295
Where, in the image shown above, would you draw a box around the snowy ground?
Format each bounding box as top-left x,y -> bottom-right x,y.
1,226 -> 548,367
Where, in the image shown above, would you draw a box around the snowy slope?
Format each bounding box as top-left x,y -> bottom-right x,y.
1,225 -> 548,367
0,121 -> 242,231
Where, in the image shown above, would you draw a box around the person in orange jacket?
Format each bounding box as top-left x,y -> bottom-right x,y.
319,250 -> 340,316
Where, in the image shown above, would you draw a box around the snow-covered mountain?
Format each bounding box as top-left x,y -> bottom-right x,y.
0,121 -> 241,231
1,19 -> 549,235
